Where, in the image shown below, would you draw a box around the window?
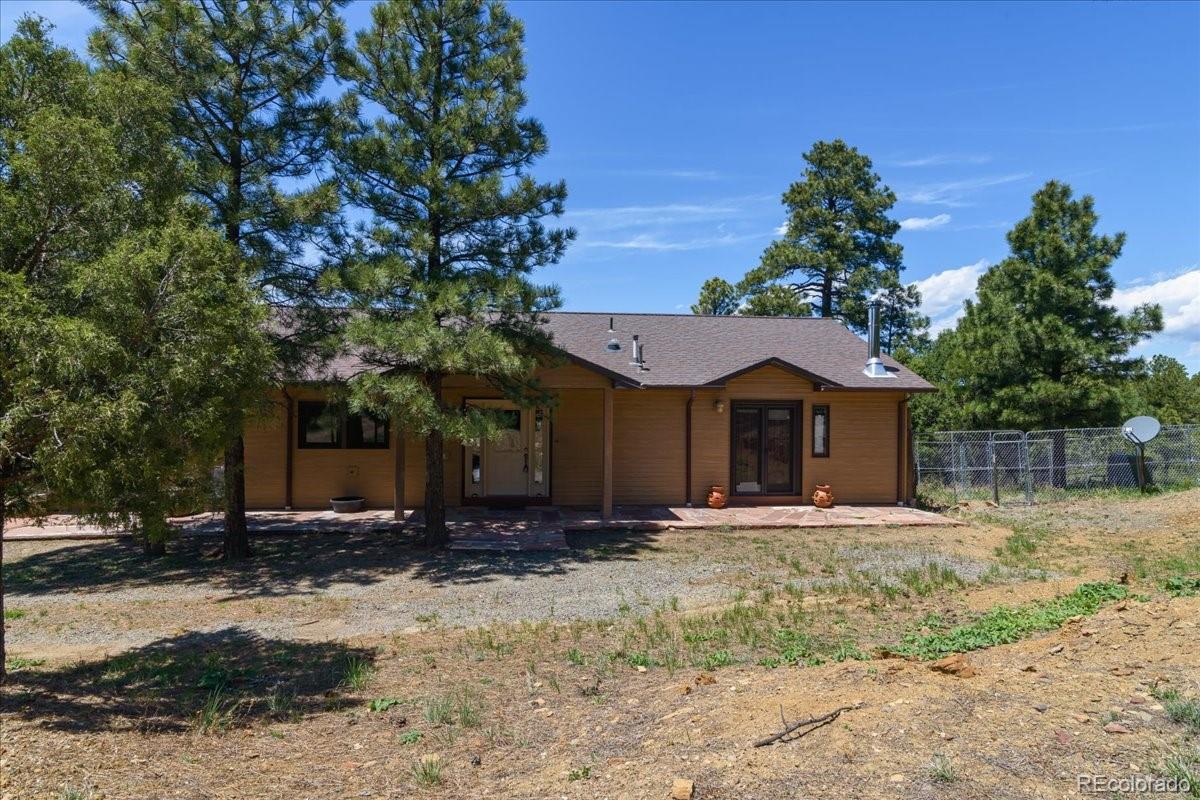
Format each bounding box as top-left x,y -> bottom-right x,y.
298,401 -> 389,449
299,401 -> 340,448
731,402 -> 799,495
812,405 -> 829,457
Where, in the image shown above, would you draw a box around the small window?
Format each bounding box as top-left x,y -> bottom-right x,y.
298,401 -> 389,450
812,405 -> 830,458
299,401 -> 340,448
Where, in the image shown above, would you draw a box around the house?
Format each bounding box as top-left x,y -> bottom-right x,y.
242,305 -> 935,517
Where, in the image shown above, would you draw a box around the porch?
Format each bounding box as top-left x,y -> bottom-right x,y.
4,504 -> 953,551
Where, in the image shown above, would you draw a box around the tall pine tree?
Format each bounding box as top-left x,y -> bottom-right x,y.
329,0 -> 572,547
738,139 -> 906,333
937,181 -> 1162,431
88,0 -> 347,560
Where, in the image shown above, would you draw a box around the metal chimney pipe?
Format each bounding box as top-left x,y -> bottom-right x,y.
867,300 -> 881,361
863,299 -> 894,378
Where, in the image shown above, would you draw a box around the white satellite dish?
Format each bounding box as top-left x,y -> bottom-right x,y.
1120,415 -> 1161,491
1121,415 -> 1161,445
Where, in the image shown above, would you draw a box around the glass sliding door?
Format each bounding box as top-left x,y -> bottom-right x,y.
731,402 -> 800,496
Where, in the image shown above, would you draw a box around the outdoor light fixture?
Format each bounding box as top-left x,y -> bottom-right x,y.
714,399 -> 725,414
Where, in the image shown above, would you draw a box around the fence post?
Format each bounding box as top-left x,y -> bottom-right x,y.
990,434 -> 1000,506
1022,431 -> 1034,505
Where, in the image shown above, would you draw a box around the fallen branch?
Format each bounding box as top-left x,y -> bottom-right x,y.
752,703 -> 864,747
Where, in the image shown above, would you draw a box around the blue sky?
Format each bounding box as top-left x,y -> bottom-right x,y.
4,0 -> 1199,368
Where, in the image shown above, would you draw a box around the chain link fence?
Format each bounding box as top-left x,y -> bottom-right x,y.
913,425 -> 1200,506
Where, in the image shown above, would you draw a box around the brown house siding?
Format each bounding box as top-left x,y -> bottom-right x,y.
612,389 -> 688,505
241,364 -> 909,511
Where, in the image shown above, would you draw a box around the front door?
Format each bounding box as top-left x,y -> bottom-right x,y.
484,408 -> 527,496
462,400 -> 551,502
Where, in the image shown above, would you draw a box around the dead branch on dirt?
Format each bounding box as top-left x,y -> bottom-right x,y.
752,703 -> 864,747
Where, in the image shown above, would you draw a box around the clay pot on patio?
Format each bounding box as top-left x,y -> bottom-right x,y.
707,485 -> 727,509
330,496 -> 366,513
707,486 -> 727,509
812,484 -> 834,509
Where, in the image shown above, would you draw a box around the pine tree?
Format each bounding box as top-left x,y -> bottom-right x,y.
329,0 -> 573,547
740,139 -> 905,332
938,181 -> 1162,432
88,0 -> 346,560
1132,355 -> 1199,424
877,279 -> 930,356
1,17 -> 268,678
691,277 -> 739,315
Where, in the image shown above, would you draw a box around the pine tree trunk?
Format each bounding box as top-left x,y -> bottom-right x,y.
821,274 -> 834,317
223,436 -> 251,560
1,480 -> 7,685
423,373 -> 448,548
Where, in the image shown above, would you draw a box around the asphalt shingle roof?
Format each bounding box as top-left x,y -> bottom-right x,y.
286,309 -> 934,392
542,312 -> 935,391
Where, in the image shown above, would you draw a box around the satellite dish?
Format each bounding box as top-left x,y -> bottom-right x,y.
1121,415 -> 1161,445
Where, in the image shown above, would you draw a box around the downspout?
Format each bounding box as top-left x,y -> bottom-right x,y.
685,389 -> 695,507
896,396 -> 908,505
283,388 -> 294,511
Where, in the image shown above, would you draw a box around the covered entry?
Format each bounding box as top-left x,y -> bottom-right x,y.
461,399 -> 551,503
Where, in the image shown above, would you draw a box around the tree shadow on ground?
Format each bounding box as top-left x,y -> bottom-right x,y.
4,528 -> 664,597
2,627 -> 377,733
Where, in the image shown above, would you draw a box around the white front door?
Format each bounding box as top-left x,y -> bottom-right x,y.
483,407 -> 527,496
462,400 -> 550,501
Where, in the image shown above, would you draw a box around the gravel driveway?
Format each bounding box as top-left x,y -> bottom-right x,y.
4,530 -> 740,653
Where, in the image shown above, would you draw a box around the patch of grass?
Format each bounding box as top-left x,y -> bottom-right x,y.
397,730 -> 424,745
5,656 -> 46,672
927,753 -> 957,783
1163,576 -> 1200,598
895,581 -> 1128,660
1152,685 -> 1200,735
898,563 -> 966,597
423,688 -> 483,727
411,754 -> 444,787
566,647 -> 586,666
567,765 -> 592,781
4,607 -> 27,621
369,697 -> 404,713
339,655 -> 375,692
993,522 -> 1053,568
194,688 -> 238,734
58,787 -> 95,800
1159,748 -> 1200,799
700,649 -> 734,669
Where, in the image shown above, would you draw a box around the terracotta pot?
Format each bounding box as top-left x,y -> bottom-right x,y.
812,484 -> 834,509
707,485 -> 727,509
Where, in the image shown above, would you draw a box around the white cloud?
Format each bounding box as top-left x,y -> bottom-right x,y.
899,213 -> 951,231
774,222 -> 788,236
912,259 -> 989,333
902,173 -> 1031,207
1111,268 -> 1200,339
565,202 -> 741,231
582,231 -> 769,252
892,154 -> 992,168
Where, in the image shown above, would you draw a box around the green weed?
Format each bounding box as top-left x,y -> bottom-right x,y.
895,581 -> 1128,660
411,755 -> 444,786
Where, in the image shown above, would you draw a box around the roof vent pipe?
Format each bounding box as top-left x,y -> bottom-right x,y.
863,299 -> 894,379
630,334 -> 647,371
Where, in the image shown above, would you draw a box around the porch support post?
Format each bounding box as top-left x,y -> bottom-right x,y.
393,419 -> 405,522
602,385 -> 614,519
283,389 -> 294,511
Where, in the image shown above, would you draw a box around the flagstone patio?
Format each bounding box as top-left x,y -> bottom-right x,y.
5,504 -> 953,551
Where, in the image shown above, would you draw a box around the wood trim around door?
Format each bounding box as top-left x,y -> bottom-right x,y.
458,398 -> 554,507
729,400 -> 803,497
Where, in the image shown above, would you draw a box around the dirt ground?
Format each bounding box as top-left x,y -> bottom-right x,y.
3,489 -> 1199,799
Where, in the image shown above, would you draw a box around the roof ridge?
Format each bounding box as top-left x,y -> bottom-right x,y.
544,310 -> 833,321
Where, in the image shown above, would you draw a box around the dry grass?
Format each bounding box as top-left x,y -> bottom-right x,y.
4,488 -> 1200,799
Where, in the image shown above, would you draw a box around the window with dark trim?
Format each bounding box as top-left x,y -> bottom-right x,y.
812,405 -> 830,458
730,401 -> 800,495
298,401 -> 389,449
